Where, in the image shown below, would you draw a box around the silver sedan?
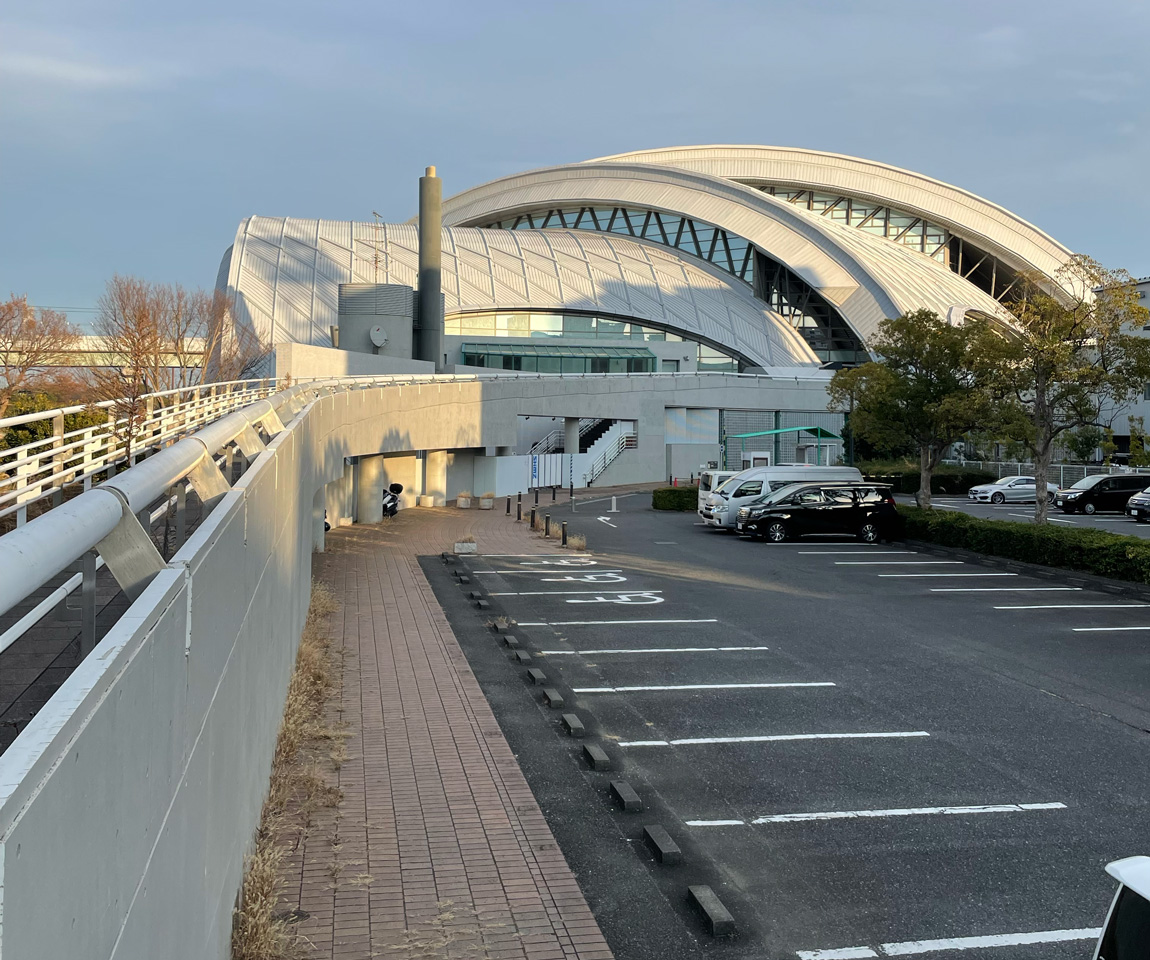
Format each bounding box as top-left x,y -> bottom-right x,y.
967,475 -> 1051,503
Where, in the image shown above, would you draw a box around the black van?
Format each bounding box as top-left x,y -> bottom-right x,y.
1055,473 -> 1148,514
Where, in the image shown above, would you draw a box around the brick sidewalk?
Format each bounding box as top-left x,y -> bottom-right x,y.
278,504 -> 614,960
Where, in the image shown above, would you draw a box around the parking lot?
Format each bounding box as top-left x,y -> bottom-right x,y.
427,495 -> 1150,960
922,494 -> 1150,537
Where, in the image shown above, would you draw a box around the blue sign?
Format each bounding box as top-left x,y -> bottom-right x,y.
531,455 -> 539,487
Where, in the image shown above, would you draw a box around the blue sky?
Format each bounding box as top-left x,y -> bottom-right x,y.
3,0 -> 1148,324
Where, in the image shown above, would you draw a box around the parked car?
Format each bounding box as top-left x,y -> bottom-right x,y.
737,482 -> 899,543
1092,855 -> 1150,959
967,475 -> 1050,504
1055,473 -> 1148,514
696,469 -> 739,516
1125,486 -> 1150,522
702,465 -> 863,529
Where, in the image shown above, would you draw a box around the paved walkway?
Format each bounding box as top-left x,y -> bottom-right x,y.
278,500 -> 617,959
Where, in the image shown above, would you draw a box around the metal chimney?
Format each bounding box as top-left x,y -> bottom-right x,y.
418,165 -> 443,371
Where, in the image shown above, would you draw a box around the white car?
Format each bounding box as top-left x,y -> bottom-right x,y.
967,475 -> 1052,504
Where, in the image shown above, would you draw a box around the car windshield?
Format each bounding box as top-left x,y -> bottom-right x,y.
1069,475 -> 1105,490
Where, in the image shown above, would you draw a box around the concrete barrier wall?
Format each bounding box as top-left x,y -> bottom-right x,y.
0,372 -> 833,959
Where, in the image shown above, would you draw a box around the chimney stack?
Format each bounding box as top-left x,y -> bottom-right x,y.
418,166 -> 443,371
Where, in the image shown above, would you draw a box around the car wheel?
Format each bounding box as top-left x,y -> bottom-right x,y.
1084,503 -> 1096,515
858,522 -> 880,544
1046,492 -> 1055,503
990,492 -> 1006,504
764,520 -> 788,543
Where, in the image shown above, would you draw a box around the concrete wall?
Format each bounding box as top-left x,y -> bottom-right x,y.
276,342 -> 434,379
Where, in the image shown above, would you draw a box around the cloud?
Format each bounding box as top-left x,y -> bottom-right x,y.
0,52 -> 157,88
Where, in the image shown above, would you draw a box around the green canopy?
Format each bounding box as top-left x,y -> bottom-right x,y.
724,426 -> 842,465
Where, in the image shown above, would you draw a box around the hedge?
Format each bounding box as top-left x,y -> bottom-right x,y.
865,470 -> 997,496
652,486 -> 699,511
899,506 -> 1150,584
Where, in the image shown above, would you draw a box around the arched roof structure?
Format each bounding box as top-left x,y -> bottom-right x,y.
440,161 -> 1015,347
221,217 -> 819,368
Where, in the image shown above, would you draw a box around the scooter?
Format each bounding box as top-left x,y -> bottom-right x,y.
382,483 -> 403,519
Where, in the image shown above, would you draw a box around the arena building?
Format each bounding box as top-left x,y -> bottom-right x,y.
211,146 -> 1083,485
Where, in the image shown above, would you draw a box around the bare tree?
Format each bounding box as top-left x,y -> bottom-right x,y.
0,294 -> 81,420
196,289 -> 265,383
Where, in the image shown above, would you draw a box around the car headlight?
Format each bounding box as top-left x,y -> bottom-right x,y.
1064,491 -> 1081,498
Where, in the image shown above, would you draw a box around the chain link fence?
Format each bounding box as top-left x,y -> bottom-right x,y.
942,460 -> 1150,488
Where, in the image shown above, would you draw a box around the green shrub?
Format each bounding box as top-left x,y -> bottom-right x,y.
864,470 -> 996,495
652,486 -> 698,511
899,506 -> 1150,584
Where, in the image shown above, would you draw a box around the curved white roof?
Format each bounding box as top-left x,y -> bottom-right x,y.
590,145 -> 1077,289
439,162 -> 1014,343
222,216 -> 819,368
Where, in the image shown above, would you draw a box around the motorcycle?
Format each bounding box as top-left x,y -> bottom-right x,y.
382,483 -> 403,519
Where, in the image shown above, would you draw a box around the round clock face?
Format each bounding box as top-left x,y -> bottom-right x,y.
369,324 -> 388,347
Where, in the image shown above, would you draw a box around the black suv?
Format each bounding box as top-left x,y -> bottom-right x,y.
1055,473 -> 1149,514
736,482 -> 900,543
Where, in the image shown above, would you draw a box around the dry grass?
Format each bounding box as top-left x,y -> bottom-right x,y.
231,580 -> 342,960
379,899 -> 516,959
565,533 -> 587,550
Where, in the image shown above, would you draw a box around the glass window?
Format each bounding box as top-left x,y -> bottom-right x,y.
458,314 -> 495,336
563,315 -> 595,336
597,318 -> 628,339
796,489 -> 825,504
825,488 -> 855,503
590,357 -> 610,374
1098,887 -> 1150,960
662,359 -> 680,372
497,313 -> 530,337
529,314 -> 563,337
536,356 -> 561,374
733,481 -> 763,497
560,356 -> 587,374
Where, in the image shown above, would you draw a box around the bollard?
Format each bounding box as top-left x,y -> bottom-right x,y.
518,491 -> 522,505
530,507 -> 536,528
517,501 -> 522,522
545,513 -> 551,537
552,485 -> 557,501
506,496 -> 511,515
534,488 -> 539,506
561,521 -> 568,546
609,496 -> 618,513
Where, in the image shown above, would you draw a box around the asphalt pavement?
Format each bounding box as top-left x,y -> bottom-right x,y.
425,492 -> 1150,960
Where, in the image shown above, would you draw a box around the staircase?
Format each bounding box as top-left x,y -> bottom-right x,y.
528,418 -> 610,455
587,430 -> 638,485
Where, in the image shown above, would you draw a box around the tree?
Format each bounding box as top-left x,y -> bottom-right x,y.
985,256 -> 1150,522
0,294 -> 80,422
1062,425 -> 1104,464
198,290 -> 265,382
1130,417 -> 1150,468
828,309 -> 998,509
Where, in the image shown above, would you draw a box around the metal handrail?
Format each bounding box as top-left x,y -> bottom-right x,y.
0,380 -> 277,524
0,369 -> 794,622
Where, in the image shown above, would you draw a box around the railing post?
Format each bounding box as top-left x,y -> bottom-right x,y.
175,481 -> 187,551
79,550 -> 98,657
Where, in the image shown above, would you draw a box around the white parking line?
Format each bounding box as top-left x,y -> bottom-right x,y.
540,645 -> 769,656
994,603 -> 1150,610
798,928 -> 1102,959
800,551 -> 917,555
488,589 -> 662,595
1091,518 -> 1133,522
834,561 -> 963,566
619,731 -> 930,747
931,587 -> 1082,592
878,573 -> 1017,578
572,681 -> 835,693
686,801 -> 1065,827
516,618 -> 719,626
1073,625 -> 1150,632
474,569 -> 624,574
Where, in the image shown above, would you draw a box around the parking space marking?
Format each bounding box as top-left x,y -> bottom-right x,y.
994,603 -> 1150,610
539,645 -> 768,656
488,589 -> 662,595
685,801 -> 1065,827
572,681 -> 835,693
834,561 -> 963,566
474,569 -> 625,575
797,928 -> 1102,959
800,551 -> 917,555
931,587 -> 1082,592
516,618 -> 720,626
619,731 -> 930,747
1073,625 -> 1150,632
878,573 -> 1018,578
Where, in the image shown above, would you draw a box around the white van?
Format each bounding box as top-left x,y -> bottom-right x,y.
697,469 -> 739,515
701,465 -> 863,529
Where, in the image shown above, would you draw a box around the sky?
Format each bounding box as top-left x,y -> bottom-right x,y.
2,0 -> 1148,325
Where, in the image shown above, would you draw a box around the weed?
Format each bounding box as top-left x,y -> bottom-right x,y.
566,533 -> 587,550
